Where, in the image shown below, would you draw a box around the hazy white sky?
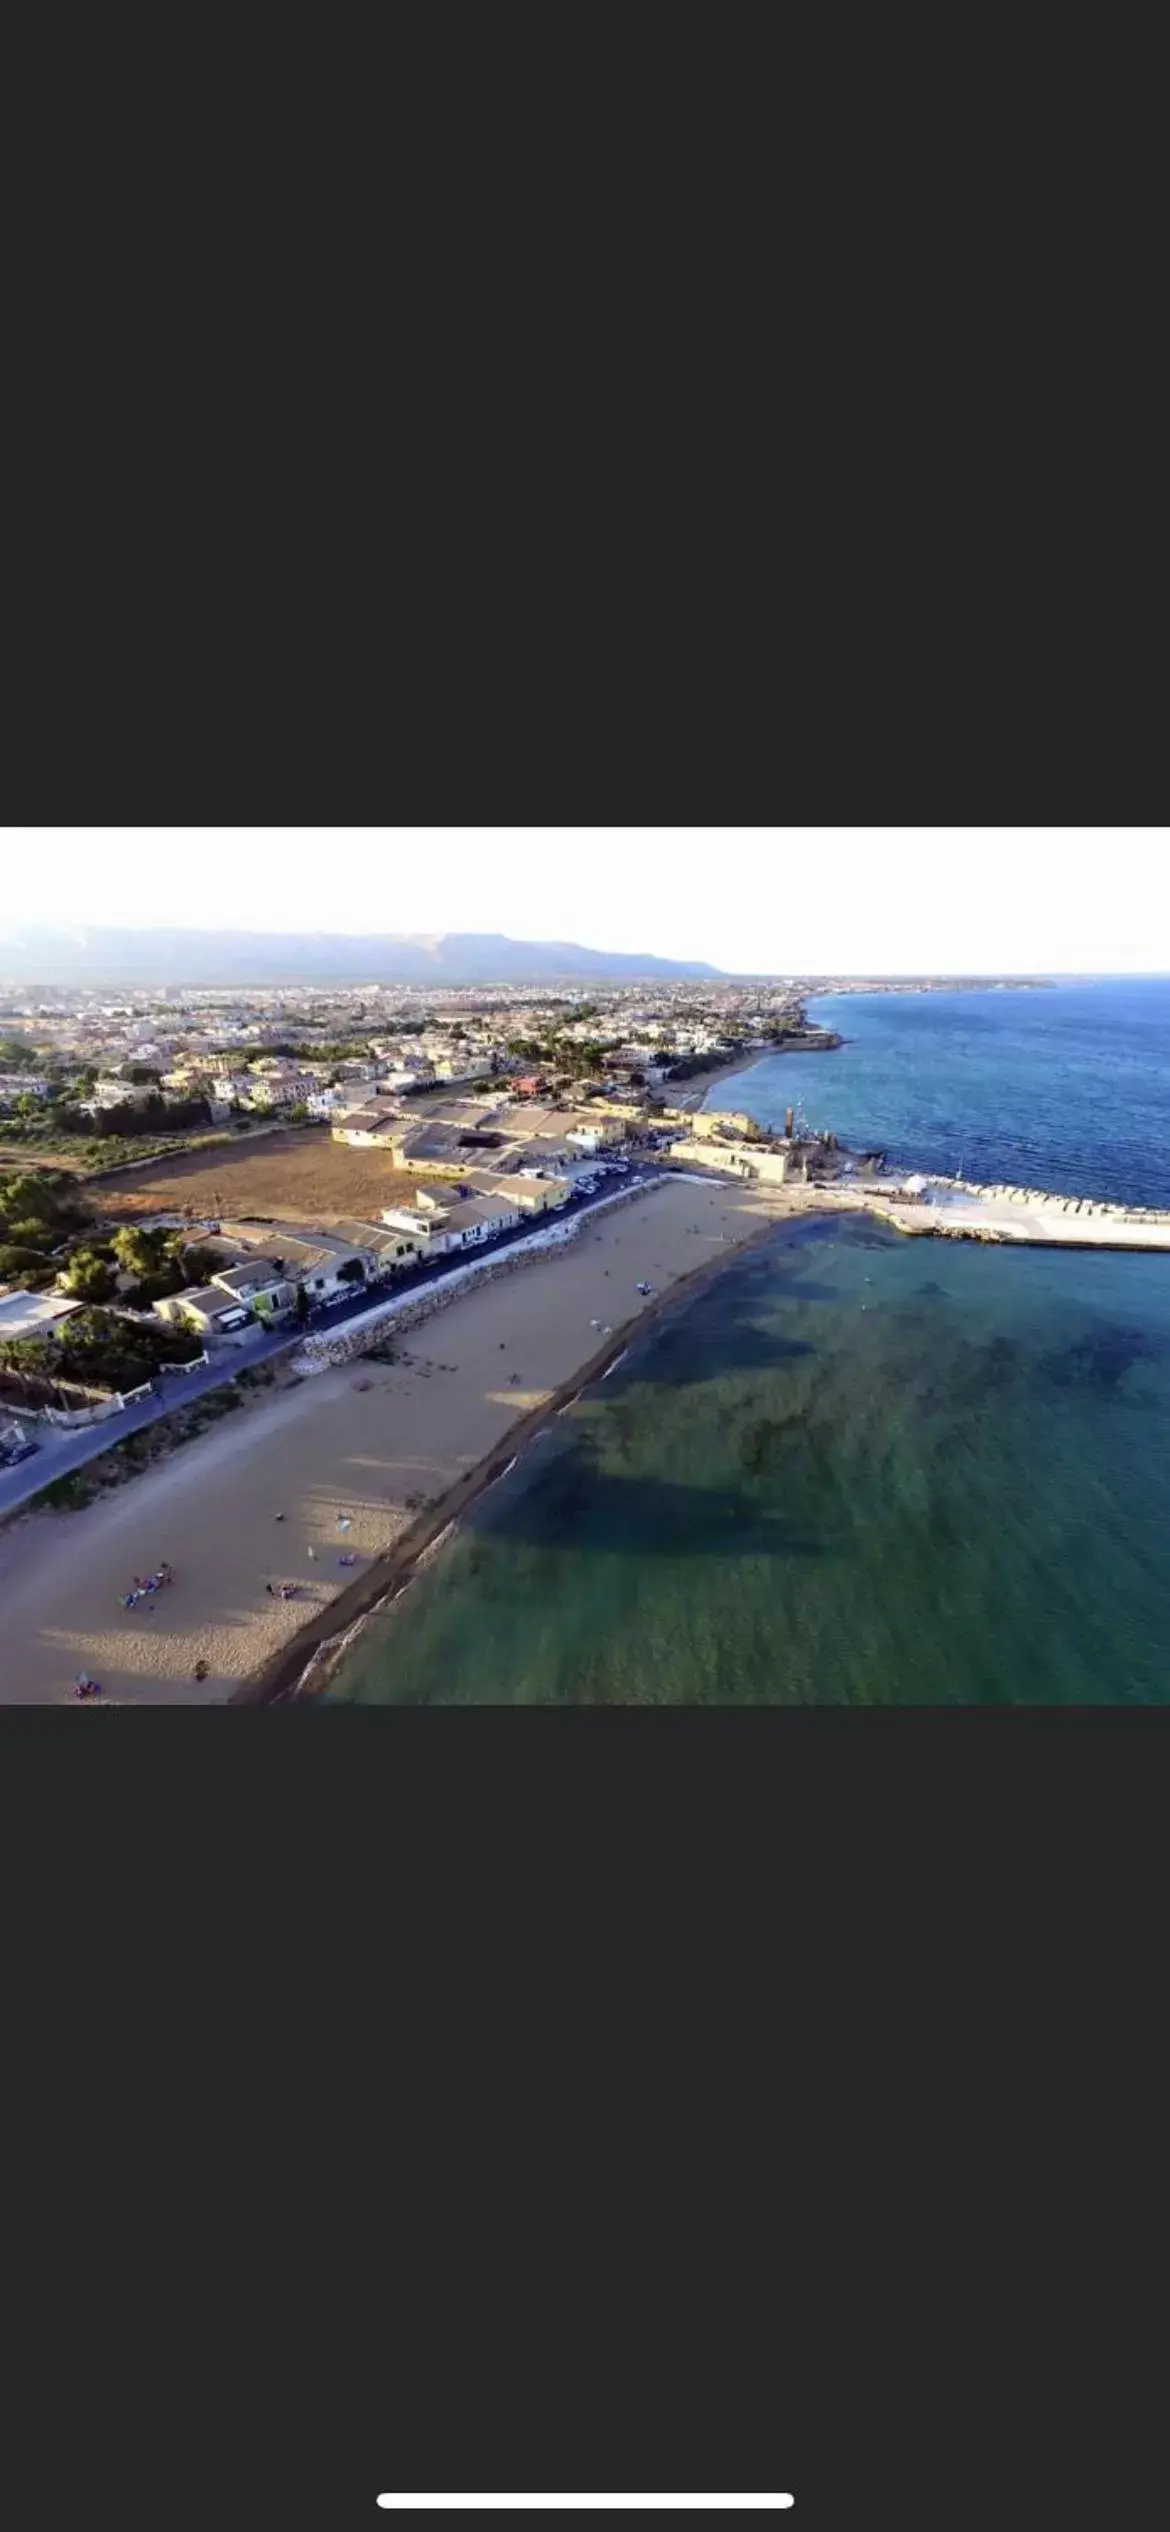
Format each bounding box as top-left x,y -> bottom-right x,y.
4,828 -> 1167,973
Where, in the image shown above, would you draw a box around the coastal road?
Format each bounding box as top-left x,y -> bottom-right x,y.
0,1168 -> 655,1521
0,1319 -> 295,1518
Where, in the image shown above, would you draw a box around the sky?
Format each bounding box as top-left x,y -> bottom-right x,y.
3,828 -> 1167,974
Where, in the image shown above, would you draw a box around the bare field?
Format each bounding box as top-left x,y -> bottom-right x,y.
97,1128 -> 421,1227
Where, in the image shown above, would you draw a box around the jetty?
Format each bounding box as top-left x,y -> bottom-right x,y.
788,1174 -> 1170,1251
665,1119 -> 1170,1252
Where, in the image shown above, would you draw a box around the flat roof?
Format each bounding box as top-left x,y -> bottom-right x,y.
442,1196 -> 521,1231
0,1289 -> 83,1340
159,1286 -> 240,1316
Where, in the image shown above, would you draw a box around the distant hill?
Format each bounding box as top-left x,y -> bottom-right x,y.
0,927 -> 722,989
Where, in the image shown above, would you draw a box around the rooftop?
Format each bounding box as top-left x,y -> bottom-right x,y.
163,1285 -> 247,1318
0,1289 -> 84,1341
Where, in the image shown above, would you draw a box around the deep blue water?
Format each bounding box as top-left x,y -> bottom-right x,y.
711,978 -> 1170,1206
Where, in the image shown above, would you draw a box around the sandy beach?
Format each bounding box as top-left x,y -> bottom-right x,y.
0,1173 -> 794,1704
666,1052 -> 765,1111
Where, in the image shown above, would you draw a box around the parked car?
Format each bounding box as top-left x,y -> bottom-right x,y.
0,1437 -> 38,1466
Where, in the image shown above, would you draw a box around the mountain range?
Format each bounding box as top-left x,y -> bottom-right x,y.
0,927 -> 723,989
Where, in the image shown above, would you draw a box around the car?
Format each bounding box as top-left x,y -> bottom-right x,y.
1,1438 -> 38,1465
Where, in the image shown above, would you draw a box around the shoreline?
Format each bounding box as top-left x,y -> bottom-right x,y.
668,1028 -> 844,1116
666,1051 -> 768,1112
0,1171 -> 798,1702
234,1210 -> 790,1704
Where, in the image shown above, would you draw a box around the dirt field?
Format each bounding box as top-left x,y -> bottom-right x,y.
97,1128 -> 421,1226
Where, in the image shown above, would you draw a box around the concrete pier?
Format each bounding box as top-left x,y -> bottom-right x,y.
666,1138 -> 1170,1251
795,1176 -> 1170,1250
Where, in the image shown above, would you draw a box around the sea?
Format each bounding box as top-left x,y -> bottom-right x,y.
328,979 -> 1170,1704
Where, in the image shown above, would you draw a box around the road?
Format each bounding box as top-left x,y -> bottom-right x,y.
0,1167 -> 655,1520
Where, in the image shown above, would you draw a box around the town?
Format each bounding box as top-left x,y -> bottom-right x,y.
0,976 -> 845,1491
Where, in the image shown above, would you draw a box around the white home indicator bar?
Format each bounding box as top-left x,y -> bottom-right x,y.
376,2501 -> 794,2513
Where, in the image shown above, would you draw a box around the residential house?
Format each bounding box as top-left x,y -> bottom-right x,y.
241,1065 -> 319,1110
467,1170 -> 570,1216
0,1073 -> 51,1105
305,1218 -> 425,1279
378,1204 -> 451,1258
331,1107 -> 403,1147
209,1261 -> 298,1319
565,1124 -> 616,1158
380,1190 -> 521,1257
154,1286 -> 254,1337
432,1050 -> 494,1081
217,1223 -> 376,1305
80,1077 -> 154,1114
0,1290 -> 84,1340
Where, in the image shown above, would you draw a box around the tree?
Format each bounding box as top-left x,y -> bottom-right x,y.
180,1245 -> 221,1284
337,1259 -> 366,1286
61,1250 -> 118,1302
4,1217 -> 60,1252
112,1224 -> 168,1276
295,1284 -> 311,1326
0,1244 -> 53,1288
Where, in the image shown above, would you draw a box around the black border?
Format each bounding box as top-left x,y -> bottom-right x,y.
7,1713 -> 1160,2530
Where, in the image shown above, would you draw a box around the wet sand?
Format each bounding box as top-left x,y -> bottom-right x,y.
0,1174 -> 794,1704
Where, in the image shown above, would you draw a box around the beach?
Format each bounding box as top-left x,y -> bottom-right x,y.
666,1052 -> 766,1111
0,1173 -> 793,1704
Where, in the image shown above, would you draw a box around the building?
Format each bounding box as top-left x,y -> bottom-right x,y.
0,1073 -> 51,1104
154,1286 -> 254,1337
0,1289 -> 83,1341
380,1189 -> 521,1258
331,1108 -> 403,1147
308,1218 -> 426,1278
80,1077 -> 154,1114
668,1135 -> 791,1186
239,1065 -> 319,1110
216,1223 -> 377,1304
432,1051 -> 494,1081
208,1261 -> 298,1320
565,1124 -> 622,1157
384,1123 -> 473,1174
467,1170 -> 570,1216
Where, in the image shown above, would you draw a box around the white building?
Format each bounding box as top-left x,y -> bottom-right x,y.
380,1191 -> 520,1257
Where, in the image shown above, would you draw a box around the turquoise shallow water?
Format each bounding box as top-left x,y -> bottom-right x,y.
329,1216 -> 1170,1705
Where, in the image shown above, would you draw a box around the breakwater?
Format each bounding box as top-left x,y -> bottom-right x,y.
798,1175 -> 1170,1250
